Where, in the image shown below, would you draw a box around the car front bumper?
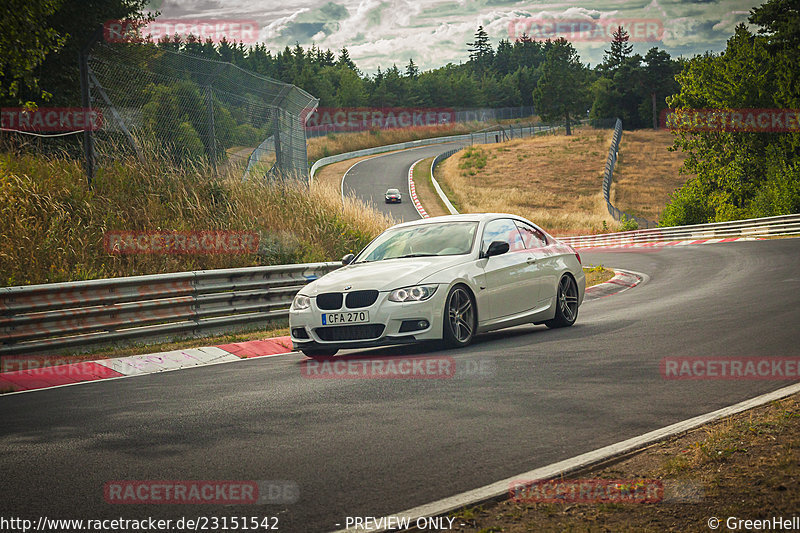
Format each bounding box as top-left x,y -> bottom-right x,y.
289,287 -> 446,351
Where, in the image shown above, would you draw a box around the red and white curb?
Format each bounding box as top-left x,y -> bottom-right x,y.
0,269 -> 645,395
569,236 -> 757,251
584,269 -> 644,301
0,337 -> 294,394
408,158 -> 429,219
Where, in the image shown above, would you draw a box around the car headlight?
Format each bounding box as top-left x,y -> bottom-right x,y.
291,294 -> 311,310
389,285 -> 438,302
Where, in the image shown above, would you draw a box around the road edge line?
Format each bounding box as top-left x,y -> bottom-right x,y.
333,381 -> 800,532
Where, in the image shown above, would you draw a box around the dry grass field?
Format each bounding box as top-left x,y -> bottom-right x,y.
437,127 -> 616,235
612,130 -> 691,222
436,127 -> 690,235
0,149 -> 394,286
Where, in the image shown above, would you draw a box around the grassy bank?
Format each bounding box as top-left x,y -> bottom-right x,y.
435,127 -> 689,235
612,130 -> 691,222
0,150 -> 393,287
437,127 -> 616,235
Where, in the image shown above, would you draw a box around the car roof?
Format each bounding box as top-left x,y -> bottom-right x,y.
390,213 -> 528,228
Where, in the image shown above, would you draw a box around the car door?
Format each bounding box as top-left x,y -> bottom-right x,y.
515,221 -> 556,308
479,218 -> 539,320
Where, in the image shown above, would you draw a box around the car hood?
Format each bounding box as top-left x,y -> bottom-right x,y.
302,256 -> 467,295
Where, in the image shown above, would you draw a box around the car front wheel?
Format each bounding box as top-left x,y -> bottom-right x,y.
443,285 -> 476,348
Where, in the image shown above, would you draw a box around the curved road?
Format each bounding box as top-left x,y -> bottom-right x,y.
1,147 -> 799,532
342,142 -> 469,222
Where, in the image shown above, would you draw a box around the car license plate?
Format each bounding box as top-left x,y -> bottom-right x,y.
322,311 -> 369,325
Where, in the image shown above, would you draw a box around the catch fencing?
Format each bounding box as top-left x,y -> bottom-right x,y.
83,33 -> 318,182
603,119 -> 658,229
0,263 -> 339,356
304,106 -> 538,138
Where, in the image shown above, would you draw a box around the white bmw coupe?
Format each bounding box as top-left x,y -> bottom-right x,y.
289,213 -> 585,358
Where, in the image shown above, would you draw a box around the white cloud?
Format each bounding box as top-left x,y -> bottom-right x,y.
158,0 -> 761,71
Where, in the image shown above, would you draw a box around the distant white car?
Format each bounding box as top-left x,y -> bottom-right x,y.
289,213 -> 585,358
385,188 -> 402,203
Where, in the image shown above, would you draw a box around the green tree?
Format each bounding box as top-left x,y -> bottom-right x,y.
405,58 -> 419,79
5,0 -> 153,106
663,17 -> 800,225
0,0 -> 66,102
532,38 -> 588,135
602,25 -> 633,74
467,26 -> 494,74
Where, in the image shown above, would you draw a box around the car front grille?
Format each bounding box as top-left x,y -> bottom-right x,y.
345,290 -> 379,309
315,324 -> 385,341
316,292 -> 343,310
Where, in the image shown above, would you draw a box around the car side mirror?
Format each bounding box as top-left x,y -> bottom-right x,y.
484,241 -> 510,258
341,253 -> 355,265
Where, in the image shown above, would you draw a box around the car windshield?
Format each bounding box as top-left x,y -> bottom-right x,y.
355,221 -> 478,263
386,189 -> 400,194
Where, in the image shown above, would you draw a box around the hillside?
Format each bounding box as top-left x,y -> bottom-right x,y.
436,128 -> 689,235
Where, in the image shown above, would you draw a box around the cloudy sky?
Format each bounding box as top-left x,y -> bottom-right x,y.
153,0 -> 763,72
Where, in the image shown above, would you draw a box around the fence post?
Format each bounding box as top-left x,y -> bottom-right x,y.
78,26 -> 104,188
205,85 -> 217,176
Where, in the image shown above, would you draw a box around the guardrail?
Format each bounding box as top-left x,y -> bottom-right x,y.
309,123 -> 566,182
0,262 -> 341,356
430,149 -> 460,215
603,119 -> 658,229
557,213 -> 800,247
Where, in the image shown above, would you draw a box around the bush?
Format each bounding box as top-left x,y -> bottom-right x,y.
619,214 -> 639,231
749,161 -> 800,218
660,178 -> 715,227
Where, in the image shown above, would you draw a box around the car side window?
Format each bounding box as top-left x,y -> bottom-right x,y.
482,219 -> 524,253
516,222 -> 547,249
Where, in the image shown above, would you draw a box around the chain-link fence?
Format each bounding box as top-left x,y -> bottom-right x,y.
86,39 -> 318,180
603,118 -> 658,229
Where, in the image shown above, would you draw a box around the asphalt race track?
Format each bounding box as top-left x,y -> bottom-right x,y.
2,143 -> 800,532
342,142 -> 469,222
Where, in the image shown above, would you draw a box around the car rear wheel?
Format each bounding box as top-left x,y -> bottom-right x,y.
301,348 -> 338,360
545,275 -> 578,328
443,285 -> 475,348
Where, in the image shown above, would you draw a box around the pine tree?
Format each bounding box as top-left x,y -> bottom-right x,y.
405,58 -> 419,79
603,25 -> 634,73
467,26 -> 494,73
337,47 -> 357,71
